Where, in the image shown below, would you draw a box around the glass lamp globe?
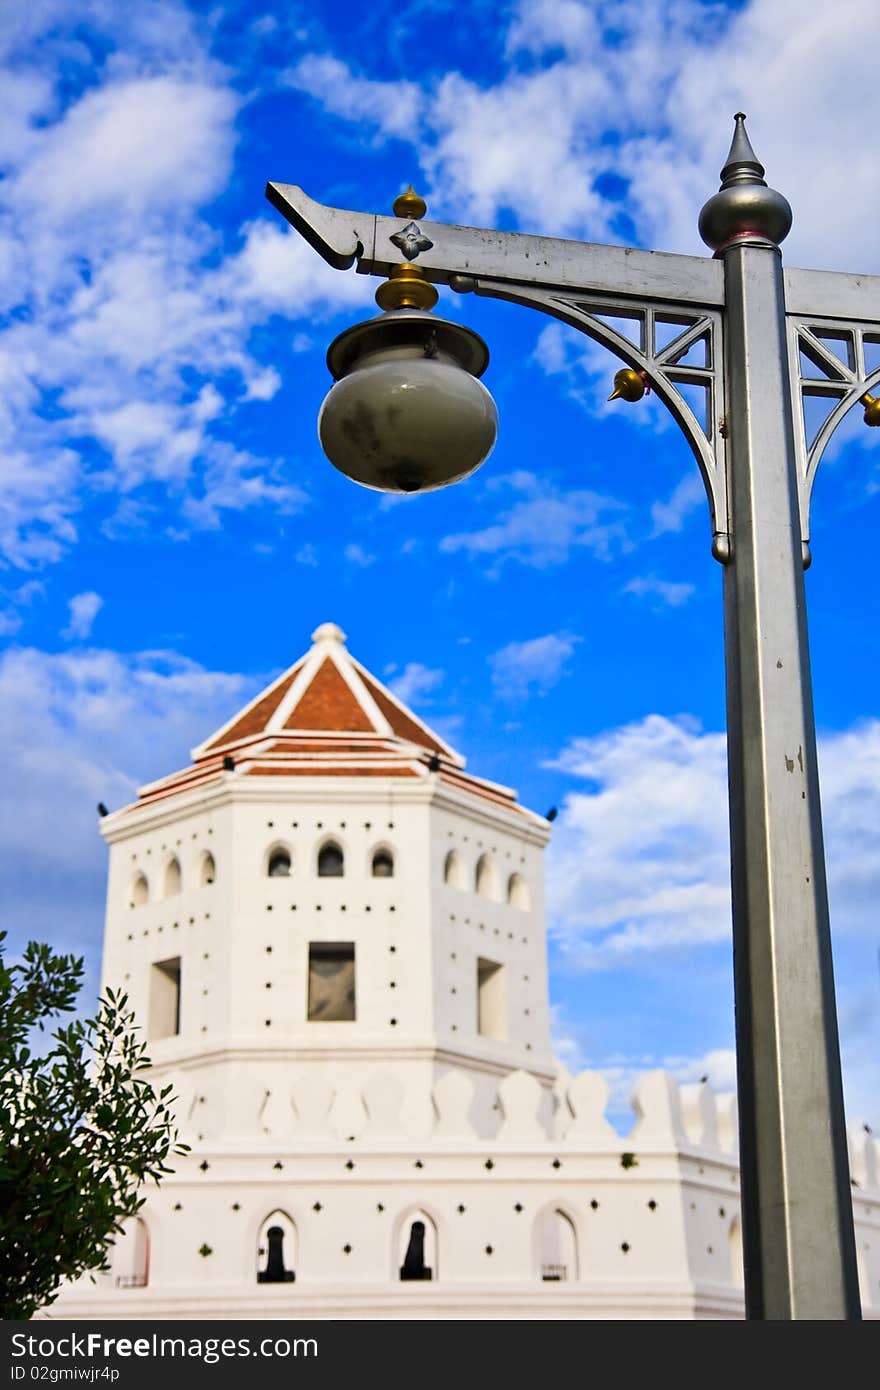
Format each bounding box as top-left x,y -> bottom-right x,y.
318,309 -> 498,493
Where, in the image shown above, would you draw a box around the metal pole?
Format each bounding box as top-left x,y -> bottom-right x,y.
710,201 -> 862,1317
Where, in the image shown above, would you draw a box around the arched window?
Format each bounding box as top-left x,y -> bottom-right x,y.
267,847 -> 291,878
443,849 -> 467,890
163,857 -> 181,898
200,852 -> 216,887
317,841 -> 344,877
398,1210 -> 437,1281
536,1207 -> 578,1283
507,872 -> 530,910
114,1216 -> 149,1288
130,872 -> 149,908
257,1211 -> 296,1283
371,848 -> 394,878
475,853 -> 501,901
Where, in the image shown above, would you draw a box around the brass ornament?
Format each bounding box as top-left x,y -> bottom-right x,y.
860,392 -> 880,427
392,185 -> 428,220
376,186 -> 439,311
375,264 -> 439,312
607,367 -> 648,403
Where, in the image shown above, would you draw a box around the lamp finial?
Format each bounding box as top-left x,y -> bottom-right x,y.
698,112 -> 792,254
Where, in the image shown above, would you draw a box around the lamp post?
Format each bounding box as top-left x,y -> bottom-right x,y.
267,115 -> 877,1320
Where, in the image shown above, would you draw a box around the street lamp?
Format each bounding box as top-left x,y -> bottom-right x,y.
267,114 -> 878,1320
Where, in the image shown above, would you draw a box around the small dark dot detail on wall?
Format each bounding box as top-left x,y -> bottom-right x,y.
621,1243 -> 630,1253
389,945 -> 396,952
265,1020 -> 272,1027
484,1159 -> 494,1170
313,1203 -> 322,1212
414,1160 -> 423,1169
376,1203 -> 384,1212
199,1161 -> 209,1172
390,1019 -> 398,1026
174,1203 -> 183,1211
345,1160 -> 355,1170
457,1205 -> 466,1213
648,1200 -> 657,1211
514,1204 -> 523,1213
343,1244 -> 352,1254
266,945 -> 272,952
590,1200 -> 599,1210
719,1207 -> 726,1218
273,1162 -> 283,1170
231,1204 -> 240,1212
551,1159 -> 561,1169
485,1246 -> 493,1255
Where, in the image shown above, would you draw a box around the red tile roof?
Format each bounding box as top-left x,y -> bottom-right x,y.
122,625 -> 529,821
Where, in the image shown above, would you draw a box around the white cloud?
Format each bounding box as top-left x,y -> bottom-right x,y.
650,472 -> 706,537
284,54 -> 424,142
623,574 -> 695,608
290,1 -> 880,273
0,29 -> 372,571
544,711 -> 880,1126
63,591 -> 104,641
440,470 -> 628,570
0,643 -> 257,992
344,542 -> 376,567
489,632 -> 579,699
386,662 -> 444,706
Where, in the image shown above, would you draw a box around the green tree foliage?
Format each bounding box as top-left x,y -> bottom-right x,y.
0,931 -> 186,1318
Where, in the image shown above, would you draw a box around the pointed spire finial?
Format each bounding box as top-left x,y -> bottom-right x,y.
698,112 -> 792,254
719,113 -> 766,188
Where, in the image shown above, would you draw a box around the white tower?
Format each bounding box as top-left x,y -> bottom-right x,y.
100,622 -> 553,1141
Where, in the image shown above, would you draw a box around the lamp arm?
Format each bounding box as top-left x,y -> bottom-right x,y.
266,182 -> 724,308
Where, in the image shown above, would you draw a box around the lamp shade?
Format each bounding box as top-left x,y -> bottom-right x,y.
318,310 -> 498,493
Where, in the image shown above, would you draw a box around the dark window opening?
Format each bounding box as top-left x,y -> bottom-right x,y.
268,849 -> 291,878
372,850 -> 394,878
257,1226 -> 295,1283
400,1221 -> 432,1281
318,842 -> 344,877
308,942 -> 355,1021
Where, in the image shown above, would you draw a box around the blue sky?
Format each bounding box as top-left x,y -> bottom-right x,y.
1,0 -> 878,1131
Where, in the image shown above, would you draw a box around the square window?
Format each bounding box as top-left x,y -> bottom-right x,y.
308,943 -> 356,1021
477,958 -> 507,1041
149,957 -> 181,1039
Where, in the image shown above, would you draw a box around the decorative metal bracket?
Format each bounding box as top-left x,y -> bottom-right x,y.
459,280 -> 728,542
787,315 -> 880,544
